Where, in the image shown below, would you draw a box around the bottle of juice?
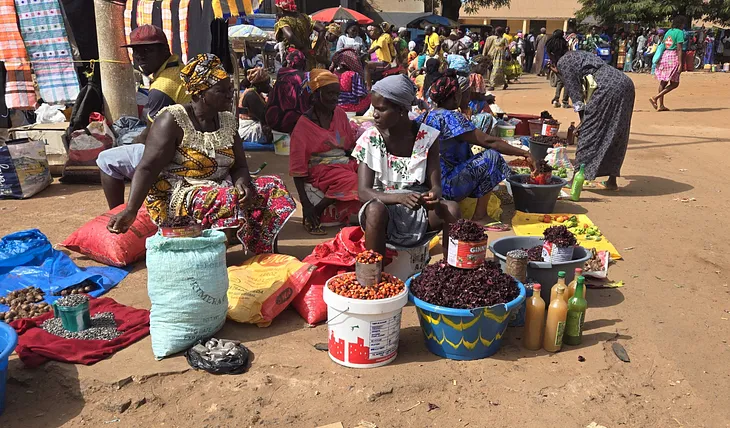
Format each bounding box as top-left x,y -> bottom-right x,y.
544,285 -> 568,352
566,268 -> 583,301
564,276 -> 588,346
566,122 -> 576,146
523,283 -> 546,350
550,271 -> 568,303
570,164 -> 585,202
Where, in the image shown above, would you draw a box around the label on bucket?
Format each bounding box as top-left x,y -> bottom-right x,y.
368,313 -> 401,360
328,310 -> 402,367
542,123 -> 559,136
447,237 -> 488,269
541,241 -> 574,263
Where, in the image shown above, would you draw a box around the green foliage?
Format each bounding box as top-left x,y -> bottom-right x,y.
441,0 -> 511,21
577,0 -> 730,26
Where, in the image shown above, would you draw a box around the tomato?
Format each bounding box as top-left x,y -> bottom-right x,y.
542,215 -> 552,223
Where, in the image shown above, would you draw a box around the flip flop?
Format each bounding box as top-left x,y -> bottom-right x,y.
658,106 -> 670,112
595,181 -> 620,191
649,98 -> 658,110
303,218 -> 327,235
485,222 -> 511,232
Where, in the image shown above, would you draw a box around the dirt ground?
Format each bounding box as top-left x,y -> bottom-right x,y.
2,72 -> 730,428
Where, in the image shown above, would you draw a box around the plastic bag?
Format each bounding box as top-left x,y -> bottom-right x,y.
35,104 -> 67,124
227,254 -> 315,326
61,205 -> 157,267
147,230 -> 228,359
61,115 -> 116,183
185,339 -> 250,375
544,146 -> 574,180
0,138 -> 52,199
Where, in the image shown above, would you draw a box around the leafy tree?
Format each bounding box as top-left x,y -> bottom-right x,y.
577,0 -> 730,27
440,0 -> 510,23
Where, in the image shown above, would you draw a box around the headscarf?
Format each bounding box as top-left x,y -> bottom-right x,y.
332,48 -> 363,75
327,22 -> 342,37
180,53 -> 229,95
381,22 -> 390,33
246,66 -> 268,84
307,69 -> 339,92
446,54 -> 469,74
371,74 -> 416,108
408,40 -> 416,51
429,70 -> 459,105
285,48 -> 306,70
457,75 -> 471,93
275,0 -> 296,12
422,58 -> 441,97
343,20 -> 358,35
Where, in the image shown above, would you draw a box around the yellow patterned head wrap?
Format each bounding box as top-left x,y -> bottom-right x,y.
180,53 -> 229,95
246,66 -> 269,84
306,69 -> 339,92
327,23 -> 342,37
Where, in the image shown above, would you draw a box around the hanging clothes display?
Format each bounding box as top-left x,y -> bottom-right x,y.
125,0 -> 192,63
0,0 -> 36,109
15,0 -> 80,104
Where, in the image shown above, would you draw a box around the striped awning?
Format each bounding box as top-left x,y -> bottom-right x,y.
212,0 -> 259,18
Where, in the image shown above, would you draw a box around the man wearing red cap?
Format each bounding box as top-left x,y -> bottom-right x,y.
96,25 -> 191,209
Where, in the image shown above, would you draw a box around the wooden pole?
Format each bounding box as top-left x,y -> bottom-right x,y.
94,0 -> 138,122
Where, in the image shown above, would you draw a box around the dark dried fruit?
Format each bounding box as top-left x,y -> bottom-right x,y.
524,246 -> 543,261
411,260 -> 519,309
449,219 -> 487,242
578,355 -> 586,362
543,225 -> 577,248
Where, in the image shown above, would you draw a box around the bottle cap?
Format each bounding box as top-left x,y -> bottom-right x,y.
533,283 -> 541,290
575,267 -> 583,273
558,271 -> 566,278
577,275 -> 585,283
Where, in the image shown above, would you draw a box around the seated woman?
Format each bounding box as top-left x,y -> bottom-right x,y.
418,71 -> 530,226
107,54 -> 296,254
290,69 -> 360,234
238,66 -> 271,143
331,48 -> 371,115
353,74 -> 460,256
266,49 -> 311,135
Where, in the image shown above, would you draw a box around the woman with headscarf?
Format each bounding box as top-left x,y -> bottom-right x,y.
545,32 -> 635,191
238,66 -> 271,143
352,74 -> 460,255
273,0 -> 325,71
421,58 -> 441,100
107,54 -> 296,253
290,69 -> 359,234
331,48 -> 371,114
482,26 -> 509,90
533,27 -> 548,75
266,49 -> 311,134
337,21 -> 366,56
417,71 -> 529,226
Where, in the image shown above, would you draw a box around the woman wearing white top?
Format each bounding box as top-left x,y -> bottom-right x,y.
337,21 -> 366,56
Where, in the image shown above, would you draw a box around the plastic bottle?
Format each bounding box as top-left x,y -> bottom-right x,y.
523,283 -> 546,350
543,285 -> 568,352
566,122 -> 576,146
564,276 -> 588,346
570,164 -> 585,202
566,268 -> 583,301
550,271 -> 568,303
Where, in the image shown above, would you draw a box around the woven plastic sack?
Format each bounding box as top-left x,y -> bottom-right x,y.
146,230 -> 228,359
61,115 -> 115,183
0,139 -> 52,199
61,205 -> 157,267
227,254 -> 314,326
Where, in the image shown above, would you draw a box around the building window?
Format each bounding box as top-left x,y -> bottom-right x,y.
530,20 -> 547,34
490,19 -> 507,29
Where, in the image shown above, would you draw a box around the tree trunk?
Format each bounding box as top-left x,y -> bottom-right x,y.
441,0 -> 461,22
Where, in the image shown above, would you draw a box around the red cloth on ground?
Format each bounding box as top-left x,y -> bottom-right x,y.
11,297 -> 150,368
292,227 -> 395,324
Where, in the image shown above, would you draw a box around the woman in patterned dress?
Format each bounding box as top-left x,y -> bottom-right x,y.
483,26 -> 509,90
418,71 -> 529,225
650,16 -> 686,112
546,34 -> 635,191
273,0 -> 325,71
352,74 -> 460,256
107,54 -> 296,254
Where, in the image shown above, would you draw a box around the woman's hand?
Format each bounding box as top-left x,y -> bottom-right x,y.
420,191 -> 441,209
397,192 -> 422,209
235,179 -> 255,208
107,209 -> 138,234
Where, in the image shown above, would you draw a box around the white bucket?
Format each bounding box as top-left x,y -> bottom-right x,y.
272,131 -> 290,156
323,279 -> 408,368
384,240 -> 431,281
496,124 -> 516,138
542,241 -> 575,263
346,111 -> 357,119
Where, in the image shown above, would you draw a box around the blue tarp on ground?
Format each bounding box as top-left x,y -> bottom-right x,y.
0,229 -> 128,309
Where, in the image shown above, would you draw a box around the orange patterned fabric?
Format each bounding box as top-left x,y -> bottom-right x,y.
0,0 -> 36,108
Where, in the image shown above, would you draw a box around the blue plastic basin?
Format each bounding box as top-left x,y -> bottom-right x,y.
0,322 -> 18,415
406,275 -> 526,360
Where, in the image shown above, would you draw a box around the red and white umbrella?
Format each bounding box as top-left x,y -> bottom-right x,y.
311,6 -> 373,25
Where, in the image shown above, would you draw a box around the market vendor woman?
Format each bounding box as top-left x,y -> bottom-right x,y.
107,54 -> 296,254
546,34 -> 635,190
353,74 -> 460,256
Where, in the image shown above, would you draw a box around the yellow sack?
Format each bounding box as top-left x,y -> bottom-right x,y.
458,194 -> 502,221
227,254 -> 315,327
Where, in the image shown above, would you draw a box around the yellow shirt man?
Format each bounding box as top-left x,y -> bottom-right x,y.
371,33 -> 396,62
426,32 -> 440,56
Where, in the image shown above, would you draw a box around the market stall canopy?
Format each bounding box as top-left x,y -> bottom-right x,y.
228,24 -> 271,41
407,14 -> 459,29
311,6 -> 373,24
212,0 -> 260,18
369,11 -> 430,29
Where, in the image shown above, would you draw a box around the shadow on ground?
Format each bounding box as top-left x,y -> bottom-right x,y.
588,175 -> 693,197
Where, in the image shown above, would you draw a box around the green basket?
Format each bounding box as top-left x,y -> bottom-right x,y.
52,300 -> 91,332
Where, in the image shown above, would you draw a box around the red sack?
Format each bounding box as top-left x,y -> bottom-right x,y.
292,227 -> 394,324
61,204 -> 157,267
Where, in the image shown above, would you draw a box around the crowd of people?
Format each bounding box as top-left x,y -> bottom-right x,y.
101,2 -> 645,255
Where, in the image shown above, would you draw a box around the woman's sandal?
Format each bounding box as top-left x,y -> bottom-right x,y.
649,98 -> 658,110
303,218 -> 327,235
595,181 -> 619,191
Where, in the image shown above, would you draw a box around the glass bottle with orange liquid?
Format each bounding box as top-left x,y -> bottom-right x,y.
543,285 -> 568,352
566,268 -> 583,301
523,283 -> 546,350
550,271 -> 568,303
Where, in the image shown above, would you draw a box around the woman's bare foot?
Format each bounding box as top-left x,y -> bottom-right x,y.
597,177 -> 619,191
